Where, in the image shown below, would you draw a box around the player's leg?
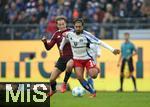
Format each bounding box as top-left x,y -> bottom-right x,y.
49,67 -> 62,96
86,58 -> 98,89
61,59 -> 74,93
128,58 -> 137,91
86,59 -> 100,79
118,59 -> 126,92
88,67 -> 99,79
75,67 -> 95,95
49,57 -> 66,96
74,59 -> 95,96
86,73 -> 94,89
85,60 -> 99,97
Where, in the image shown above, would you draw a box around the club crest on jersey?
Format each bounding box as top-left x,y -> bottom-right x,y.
74,42 -> 78,47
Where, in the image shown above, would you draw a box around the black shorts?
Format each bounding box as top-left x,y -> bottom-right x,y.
121,58 -> 134,72
55,57 -> 72,72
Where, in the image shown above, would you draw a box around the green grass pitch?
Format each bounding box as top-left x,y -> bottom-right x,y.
50,91 -> 150,107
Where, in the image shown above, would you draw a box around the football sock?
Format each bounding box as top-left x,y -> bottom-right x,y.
50,81 -> 57,91
131,75 -> 137,89
64,71 -> 72,84
87,77 -> 94,88
120,76 -> 124,90
80,80 -> 95,94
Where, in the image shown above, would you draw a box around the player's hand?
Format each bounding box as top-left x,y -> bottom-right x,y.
41,36 -> 47,43
113,49 -> 120,55
126,55 -> 131,60
97,55 -> 100,58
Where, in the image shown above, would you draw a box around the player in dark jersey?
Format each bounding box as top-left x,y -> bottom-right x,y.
41,16 -> 73,96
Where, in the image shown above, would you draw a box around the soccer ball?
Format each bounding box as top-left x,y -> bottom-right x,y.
72,86 -> 86,97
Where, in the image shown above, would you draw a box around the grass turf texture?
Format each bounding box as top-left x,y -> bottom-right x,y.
50,91 -> 150,107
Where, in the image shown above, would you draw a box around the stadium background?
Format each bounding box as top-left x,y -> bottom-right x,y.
0,40 -> 150,91
0,0 -> 150,91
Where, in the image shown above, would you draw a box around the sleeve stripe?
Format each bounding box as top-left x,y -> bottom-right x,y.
83,30 -> 99,42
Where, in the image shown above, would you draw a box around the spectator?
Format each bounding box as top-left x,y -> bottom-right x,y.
91,13 -> 100,38
39,17 -> 47,33
8,2 -> 18,24
95,6 -> 105,23
63,1 -> 72,22
26,0 -> 37,15
37,3 -> 47,22
46,15 -> 57,37
14,11 -> 26,39
46,0 -> 58,20
115,3 -> 128,18
101,4 -> 115,39
15,0 -> 25,11
0,0 -> 148,40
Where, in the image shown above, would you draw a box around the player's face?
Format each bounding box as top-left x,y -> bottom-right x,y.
74,22 -> 83,34
124,33 -> 129,41
56,20 -> 67,30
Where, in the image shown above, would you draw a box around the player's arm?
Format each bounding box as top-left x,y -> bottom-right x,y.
98,40 -> 120,55
132,44 -> 137,56
41,35 -> 56,50
84,31 -> 120,55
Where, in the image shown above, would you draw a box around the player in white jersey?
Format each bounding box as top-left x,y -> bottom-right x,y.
60,18 -> 120,97
86,43 -> 101,89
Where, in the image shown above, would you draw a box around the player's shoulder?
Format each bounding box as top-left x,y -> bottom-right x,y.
83,30 -> 93,36
129,41 -> 134,45
66,29 -> 74,34
121,42 -> 125,47
67,27 -> 74,31
52,30 -> 60,37
64,28 -> 74,34
66,31 -> 75,37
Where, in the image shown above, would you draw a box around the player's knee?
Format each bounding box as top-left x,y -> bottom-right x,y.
91,74 -> 97,79
89,70 -> 98,79
67,60 -> 74,68
66,65 -> 73,72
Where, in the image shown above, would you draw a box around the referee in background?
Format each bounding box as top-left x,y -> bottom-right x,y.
117,32 -> 137,92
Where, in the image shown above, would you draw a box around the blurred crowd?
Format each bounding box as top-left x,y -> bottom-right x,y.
0,0 -> 149,40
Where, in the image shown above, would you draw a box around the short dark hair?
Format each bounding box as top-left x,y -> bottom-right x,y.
55,16 -> 67,23
73,18 -> 84,25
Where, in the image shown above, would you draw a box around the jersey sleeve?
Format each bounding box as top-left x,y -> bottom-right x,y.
98,40 -> 115,52
43,33 -> 57,50
83,30 -> 114,52
59,32 -> 69,51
